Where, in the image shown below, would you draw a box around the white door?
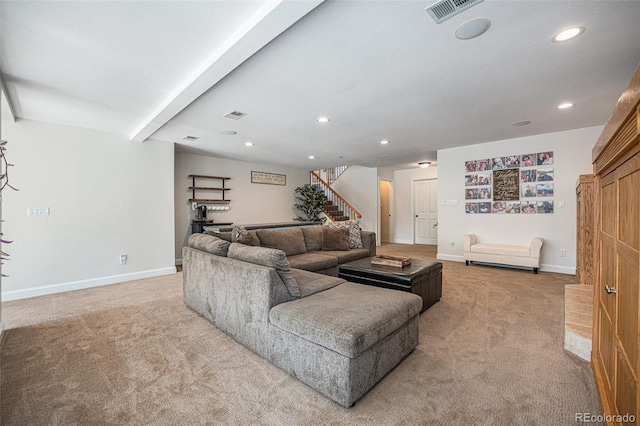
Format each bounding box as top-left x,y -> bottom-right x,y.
414,179 -> 438,245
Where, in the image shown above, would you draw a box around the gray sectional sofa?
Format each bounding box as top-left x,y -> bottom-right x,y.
182,226 -> 422,407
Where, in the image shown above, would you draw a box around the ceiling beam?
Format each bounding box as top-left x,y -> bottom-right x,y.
129,0 -> 324,142
0,71 -> 17,123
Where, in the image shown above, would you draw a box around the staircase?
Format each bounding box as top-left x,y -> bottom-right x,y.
322,200 -> 350,221
310,169 -> 361,222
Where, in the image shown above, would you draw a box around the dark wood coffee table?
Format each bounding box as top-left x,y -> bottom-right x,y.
338,257 -> 442,313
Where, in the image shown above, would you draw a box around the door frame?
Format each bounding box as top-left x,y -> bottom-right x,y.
377,177 -> 394,246
411,177 -> 438,244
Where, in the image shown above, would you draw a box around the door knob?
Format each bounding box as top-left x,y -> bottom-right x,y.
605,285 -> 617,294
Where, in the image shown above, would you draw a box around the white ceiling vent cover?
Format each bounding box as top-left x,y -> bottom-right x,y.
224,110 -> 247,120
426,0 -> 484,24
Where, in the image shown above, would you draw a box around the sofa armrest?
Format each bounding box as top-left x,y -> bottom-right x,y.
462,234 -> 477,253
530,237 -> 544,259
361,231 -> 377,257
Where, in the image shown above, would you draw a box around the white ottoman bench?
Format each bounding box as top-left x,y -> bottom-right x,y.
462,234 -> 544,274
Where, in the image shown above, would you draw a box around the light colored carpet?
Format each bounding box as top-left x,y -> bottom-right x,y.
1,244 -> 601,425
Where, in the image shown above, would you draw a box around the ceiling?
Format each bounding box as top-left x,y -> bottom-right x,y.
1,1 -> 639,171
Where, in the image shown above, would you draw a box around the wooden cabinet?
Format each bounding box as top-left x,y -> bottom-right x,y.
591,65 -> 640,425
576,174 -> 595,285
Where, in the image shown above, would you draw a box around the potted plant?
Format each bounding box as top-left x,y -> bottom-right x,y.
293,184 -> 327,223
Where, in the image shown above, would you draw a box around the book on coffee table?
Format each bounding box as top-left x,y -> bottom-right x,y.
371,255 -> 411,268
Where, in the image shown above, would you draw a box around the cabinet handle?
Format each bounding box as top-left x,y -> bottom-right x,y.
605,285 -> 617,294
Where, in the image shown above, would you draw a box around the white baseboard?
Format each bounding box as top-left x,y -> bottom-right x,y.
436,254 -> 464,262
392,239 -> 414,244
1,267 -> 177,301
540,264 -> 576,275
436,255 -> 576,275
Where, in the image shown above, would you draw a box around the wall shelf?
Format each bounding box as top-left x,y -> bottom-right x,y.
188,175 -> 230,204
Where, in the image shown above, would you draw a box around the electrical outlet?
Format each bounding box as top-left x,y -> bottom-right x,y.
120,254 -> 127,265
560,249 -> 566,257
27,207 -> 50,216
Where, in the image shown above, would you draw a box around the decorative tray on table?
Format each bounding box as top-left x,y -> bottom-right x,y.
371,255 -> 411,268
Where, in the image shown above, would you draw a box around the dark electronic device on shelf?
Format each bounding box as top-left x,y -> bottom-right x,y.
197,205 -> 207,220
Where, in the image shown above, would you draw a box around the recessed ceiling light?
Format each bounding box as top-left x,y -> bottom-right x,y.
419,162 -> 431,168
245,142 -> 254,146
317,117 -> 330,123
552,26 -> 585,43
380,140 -> 390,145
308,155 -> 315,159
222,130 -> 237,135
455,18 -> 491,40
558,103 -> 574,109
512,121 -> 531,126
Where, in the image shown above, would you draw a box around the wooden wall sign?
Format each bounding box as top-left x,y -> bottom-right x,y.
251,171 -> 286,186
493,169 -> 519,201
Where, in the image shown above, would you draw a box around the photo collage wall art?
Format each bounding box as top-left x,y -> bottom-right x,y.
464,152 -> 554,214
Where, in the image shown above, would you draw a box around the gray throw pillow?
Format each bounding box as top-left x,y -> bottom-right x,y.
227,243 -> 300,298
328,220 -> 364,249
188,233 -> 231,257
236,231 -> 260,246
256,228 -> 307,256
301,227 -> 323,252
231,225 -> 249,242
322,227 -> 350,251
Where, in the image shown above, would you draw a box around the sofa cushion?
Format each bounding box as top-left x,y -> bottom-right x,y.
328,220 -> 364,249
301,227 -> 323,252
318,248 -> 370,264
227,243 -> 300,298
322,227 -> 350,251
291,268 -> 345,298
188,233 -> 231,257
257,228 -> 307,257
470,243 -> 530,258
236,230 -> 260,246
269,282 -> 422,358
287,252 -> 339,272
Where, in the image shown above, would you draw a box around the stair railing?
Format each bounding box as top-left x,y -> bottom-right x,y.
310,171 -> 362,221
313,166 -> 349,185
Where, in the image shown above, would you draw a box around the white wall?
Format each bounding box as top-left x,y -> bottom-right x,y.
331,165 -> 378,233
436,126 -> 602,274
392,166 -> 439,244
1,118 -> 176,300
174,152 -> 309,262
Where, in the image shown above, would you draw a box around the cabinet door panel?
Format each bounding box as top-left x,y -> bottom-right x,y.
615,349 -> 637,424
619,168 -> 639,250
601,178 -> 616,237
599,308 -> 615,393
617,249 -> 639,376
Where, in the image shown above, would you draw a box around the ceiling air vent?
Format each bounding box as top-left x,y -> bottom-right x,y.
224,110 -> 247,120
182,135 -> 199,142
426,0 -> 484,24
